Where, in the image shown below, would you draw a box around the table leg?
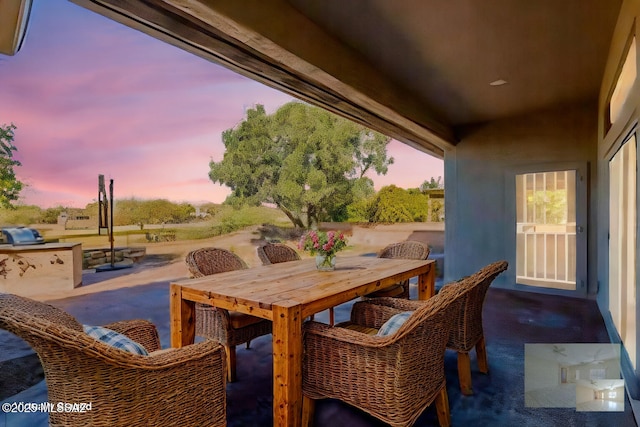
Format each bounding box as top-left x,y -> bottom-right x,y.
170,284 -> 196,348
272,303 -> 303,427
417,262 -> 436,300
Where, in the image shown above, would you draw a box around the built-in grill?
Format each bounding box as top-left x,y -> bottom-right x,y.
2,227 -> 45,246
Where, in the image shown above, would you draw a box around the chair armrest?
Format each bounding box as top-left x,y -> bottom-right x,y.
102,319 -> 161,352
140,340 -> 227,369
76,328 -> 227,371
304,320 -> 388,348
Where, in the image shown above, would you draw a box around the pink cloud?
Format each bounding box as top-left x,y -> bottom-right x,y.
367,140 -> 444,190
0,0 -> 442,209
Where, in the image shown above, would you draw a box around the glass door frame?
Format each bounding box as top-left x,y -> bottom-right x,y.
504,162 -> 589,297
607,134 -> 640,369
607,129 -> 638,372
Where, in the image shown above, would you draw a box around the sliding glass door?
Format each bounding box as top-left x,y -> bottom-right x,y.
609,133 -> 637,369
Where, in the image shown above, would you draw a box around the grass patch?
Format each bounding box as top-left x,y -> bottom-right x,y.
39,205 -> 293,243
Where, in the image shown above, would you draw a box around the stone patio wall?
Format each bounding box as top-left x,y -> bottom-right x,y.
83,246 -> 146,269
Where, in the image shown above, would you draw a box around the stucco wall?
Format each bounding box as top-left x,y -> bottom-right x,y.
566,358 -> 621,383
576,384 -> 594,405
445,103 -> 598,292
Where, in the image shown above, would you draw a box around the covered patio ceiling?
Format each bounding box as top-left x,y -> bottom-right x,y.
71,0 -> 622,158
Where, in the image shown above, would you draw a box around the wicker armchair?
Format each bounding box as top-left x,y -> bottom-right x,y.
365,240 -> 431,298
0,293 -> 226,427
439,260 -> 509,395
257,242 -> 301,265
302,285 -> 464,427
186,247 -> 272,382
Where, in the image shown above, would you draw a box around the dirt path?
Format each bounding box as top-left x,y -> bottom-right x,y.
28,223 -> 442,301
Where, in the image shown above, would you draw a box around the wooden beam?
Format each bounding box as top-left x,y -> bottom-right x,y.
0,0 -> 32,56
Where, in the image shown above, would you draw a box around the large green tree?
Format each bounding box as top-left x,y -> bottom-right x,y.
209,102 -> 393,228
370,185 -> 430,223
0,123 -> 23,208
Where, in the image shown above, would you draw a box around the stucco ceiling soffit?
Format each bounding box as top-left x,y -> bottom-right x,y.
71,0 -> 455,157
288,0 -> 622,127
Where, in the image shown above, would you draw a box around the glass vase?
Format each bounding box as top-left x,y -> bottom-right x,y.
315,254 -> 336,271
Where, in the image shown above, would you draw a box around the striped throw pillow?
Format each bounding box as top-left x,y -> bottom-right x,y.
83,325 -> 149,355
376,311 -> 413,336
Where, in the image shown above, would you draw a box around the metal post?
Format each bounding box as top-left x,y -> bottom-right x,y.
109,179 -> 114,267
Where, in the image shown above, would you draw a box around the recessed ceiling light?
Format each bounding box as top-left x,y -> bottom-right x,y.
490,79 -> 508,86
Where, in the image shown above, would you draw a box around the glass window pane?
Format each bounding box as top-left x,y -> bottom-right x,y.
546,234 -> 556,280
516,170 -> 576,290
545,172 -> 555,192
557,171 -> 566,191
535,234 -> 545,278
557,236 -> 566,281
609,134 -> 637,369
610,37 -> 637,125
567,171 -> 576,223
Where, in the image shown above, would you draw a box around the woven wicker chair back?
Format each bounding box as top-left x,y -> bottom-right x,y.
0,292 -> 83,334
442,260 -> 508,351
184,247 -> 272,380
257,243 -> 301,265
367,240 -> 430,298
378,240 -> 430,260
186,247 -> 248,277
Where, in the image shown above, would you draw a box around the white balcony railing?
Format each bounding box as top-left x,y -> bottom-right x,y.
516,223 -> 576,290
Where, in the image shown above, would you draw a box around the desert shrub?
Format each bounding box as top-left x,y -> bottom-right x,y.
0,205 -> 43,225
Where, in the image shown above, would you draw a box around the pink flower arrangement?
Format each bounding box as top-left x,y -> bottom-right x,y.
298,230 -> 348,257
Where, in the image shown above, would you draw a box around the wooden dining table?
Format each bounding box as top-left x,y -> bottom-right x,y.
170,255 -> 436,427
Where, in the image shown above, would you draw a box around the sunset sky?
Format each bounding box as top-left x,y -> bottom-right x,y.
0,0 -> 443,209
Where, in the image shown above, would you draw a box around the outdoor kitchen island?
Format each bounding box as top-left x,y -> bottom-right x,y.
0,242 -> 82,297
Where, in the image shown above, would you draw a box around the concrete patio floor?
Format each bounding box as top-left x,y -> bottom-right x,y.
1,263 -> 638,426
